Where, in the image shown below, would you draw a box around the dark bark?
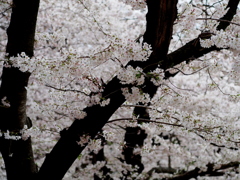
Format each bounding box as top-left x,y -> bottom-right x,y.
122,127 -> 147,173
0,0 -> 39,179
6,0 -> 39,57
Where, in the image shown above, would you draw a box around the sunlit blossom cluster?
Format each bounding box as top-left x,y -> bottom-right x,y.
118,66 -> 144,85
122,87 -> 150,104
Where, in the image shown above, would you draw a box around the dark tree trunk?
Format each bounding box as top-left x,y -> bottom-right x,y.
0,0 -> 39,179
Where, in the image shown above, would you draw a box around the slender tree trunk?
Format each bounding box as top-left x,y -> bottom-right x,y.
0,0 -> 39,179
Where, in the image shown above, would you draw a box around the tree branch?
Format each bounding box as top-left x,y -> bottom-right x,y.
163,0 -> 239,76
196,17 -> 240,27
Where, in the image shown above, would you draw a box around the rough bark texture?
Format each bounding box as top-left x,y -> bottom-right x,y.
0,0 -> 39,179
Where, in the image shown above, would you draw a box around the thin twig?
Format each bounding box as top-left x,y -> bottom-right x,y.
207,68 -> 233,96
168,79 -> 199,95
196,17 -> 240,27
107,118 -> 183,127
45,84 -> 90,96
121,104 -> 151,109
170,65 -> 209,76
0,7 -> 12,19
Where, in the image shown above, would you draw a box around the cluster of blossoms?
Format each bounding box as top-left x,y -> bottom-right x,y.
20,125 -> 42,141
77,134 -> 102,153
122,87 -> 150,104
5,52 -> 37,72
149,68 -> 165,86
100,98 -> 110,107
1,0 -> 240,179
118,0 -> 146,10
102,130 -> 115,141
0,130 -> 21,141
201,29 -> 240,51
1,96 -> 10,108
76,134 -> 91,147
0,125 -> 43,142
87,139 -> 102,153
173,2 -> 203,42
118,66 -> 144,85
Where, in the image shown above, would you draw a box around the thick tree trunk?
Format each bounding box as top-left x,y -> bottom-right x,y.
0,0 -> 39,179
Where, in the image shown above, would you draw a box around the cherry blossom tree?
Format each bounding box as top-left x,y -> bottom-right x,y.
0,0 -> 240,179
